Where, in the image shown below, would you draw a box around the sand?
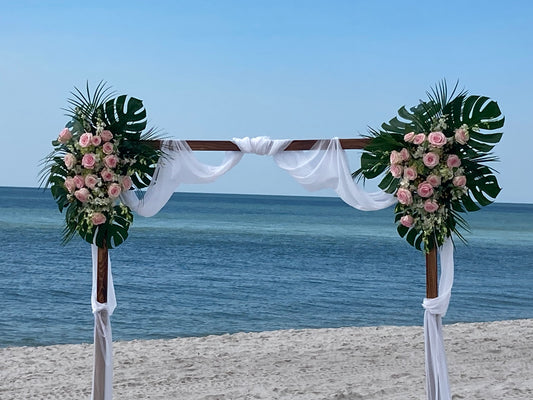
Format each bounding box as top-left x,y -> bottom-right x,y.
1,319 -> 532,399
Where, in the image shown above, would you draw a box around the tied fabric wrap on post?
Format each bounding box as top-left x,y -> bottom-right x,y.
423,238 -> 454,400
91,244 -> 116,400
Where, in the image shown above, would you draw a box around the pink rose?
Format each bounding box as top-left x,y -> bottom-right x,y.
396,188 -> 413,205
403,167 -> 417,181
102,142 -> 114,155
108,183 -> 122,198
404,132 -> 415,142
427,174 -> 441,188
100,130 -> 113,142
85,174 -> 99,189
104,155 -> 119,169
423,152 -> 440,168
424,199 -> 439,213
399,148 -> 410,161
121,175 -> 132,191
454,128 -> 469,145
81,153 -> 97,169
91,212 -> 107,226
58,128 -> 72,143
390,150 -> 402,165
428,131 -> 447,147
73,175 -> 85,189
79,132 -> 93,148
413,133 -> 426,145
64,177 -> 76,193
91,135 -> 102,146
417,182 -> 434,198
447,154 -> 461,168
390,164 -> 403,178
100,169 -> 114,182
400,215 -> 414,227
64,153 -> 76,170
453,175 -> 467,187
74,188 -> 90,203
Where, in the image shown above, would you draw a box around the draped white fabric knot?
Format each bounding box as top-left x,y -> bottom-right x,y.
422,238 -> 454,400
233,136 -> 291,155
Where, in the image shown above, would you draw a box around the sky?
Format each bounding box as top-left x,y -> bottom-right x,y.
1,0 -> 531,203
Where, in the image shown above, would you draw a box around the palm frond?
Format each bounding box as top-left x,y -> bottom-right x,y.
63,81 -> 115,120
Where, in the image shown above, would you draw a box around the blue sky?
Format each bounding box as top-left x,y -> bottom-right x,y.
1,0 -> 531,203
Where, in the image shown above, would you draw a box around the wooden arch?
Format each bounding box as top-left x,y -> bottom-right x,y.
96,138 -> 438,305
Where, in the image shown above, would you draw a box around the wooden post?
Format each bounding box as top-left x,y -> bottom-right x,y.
425,247 -> 438,298
97,244 -> 108,303
93,242 -> 110,400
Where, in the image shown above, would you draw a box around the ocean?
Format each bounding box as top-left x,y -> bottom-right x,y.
0,186 -> 532,347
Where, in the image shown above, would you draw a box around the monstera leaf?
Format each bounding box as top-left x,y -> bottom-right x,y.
95,95 -> 147,139
94,95 -> 159,189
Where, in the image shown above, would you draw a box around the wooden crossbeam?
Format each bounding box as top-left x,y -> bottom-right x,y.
96,137 -> 439,305
144,138 -> 371,151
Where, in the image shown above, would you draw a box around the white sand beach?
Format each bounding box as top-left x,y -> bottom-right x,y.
1,319 -> 532,399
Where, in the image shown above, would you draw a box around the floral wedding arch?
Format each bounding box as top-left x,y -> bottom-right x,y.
43,82 -> 503,400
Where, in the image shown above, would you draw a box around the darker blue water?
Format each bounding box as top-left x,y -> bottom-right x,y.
0,187 -> 532,347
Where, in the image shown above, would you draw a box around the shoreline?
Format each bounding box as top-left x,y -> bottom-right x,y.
1,319 -> 532,399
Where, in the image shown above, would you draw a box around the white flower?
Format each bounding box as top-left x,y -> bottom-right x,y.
432,116 -> 448,131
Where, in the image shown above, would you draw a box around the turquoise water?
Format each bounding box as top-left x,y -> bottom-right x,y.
0,187 -> 532,347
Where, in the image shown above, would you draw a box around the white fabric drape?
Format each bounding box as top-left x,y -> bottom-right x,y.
422,238 -> 454,400
271,138 -> 397,211
121,140 -> 243,217
91,244 -> 116,400
121,137 -> 396,214
89,136 -> 453,400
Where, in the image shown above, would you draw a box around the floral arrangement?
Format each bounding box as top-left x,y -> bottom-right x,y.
354,82 -> 503,252
42,83 -> 161,248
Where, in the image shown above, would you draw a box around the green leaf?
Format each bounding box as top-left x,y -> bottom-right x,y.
460,194 -> 481,212
461,96 -> 504,134
468,183 -> 494,206
414,233 -> 424,249
469,130 -> 503,144
406,228 -> 419,247
397,106 -> 415,122
360,153 -> 387,179
468,140 -> 496,153
96,95 -> 147,138
397,224 -> 409,237
378,172 -> 398,193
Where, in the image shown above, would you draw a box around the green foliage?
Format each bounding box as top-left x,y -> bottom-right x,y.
41,82 -> 162,249
96,95 -> 147,139
354,81 -> 503,252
